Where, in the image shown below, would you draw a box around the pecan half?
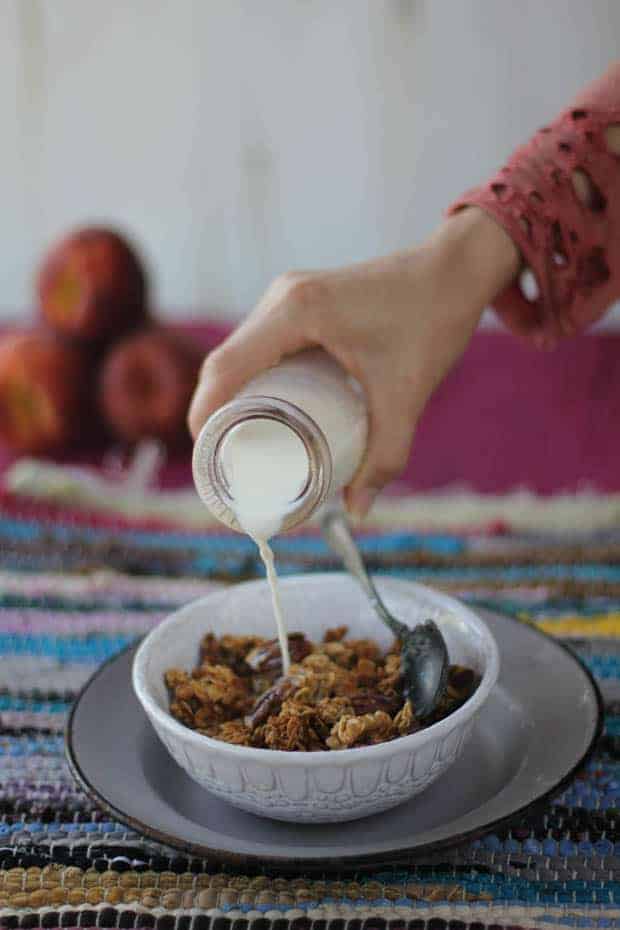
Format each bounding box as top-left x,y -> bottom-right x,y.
350,690 -> 402,717
244,633 -> 313,674
245,675 -> 300,730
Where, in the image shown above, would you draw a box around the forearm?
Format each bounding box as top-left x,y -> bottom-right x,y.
430,207 -> 521,314
448,61 -> 620,346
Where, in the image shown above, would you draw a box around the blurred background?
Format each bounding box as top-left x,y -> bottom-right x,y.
1,0 -> 620,493
3,0 -> 620,323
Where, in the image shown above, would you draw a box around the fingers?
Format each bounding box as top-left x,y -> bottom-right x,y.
188,263 -> 424,522
188,275 -> 321,438
345,382 -> 421,519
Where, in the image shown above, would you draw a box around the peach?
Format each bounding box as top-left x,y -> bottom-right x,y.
0,329 -> 90,455
99,328 -> 203,447
37,227 -> 147,343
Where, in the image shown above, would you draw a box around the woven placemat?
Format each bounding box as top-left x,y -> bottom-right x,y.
2,489 -> 620,929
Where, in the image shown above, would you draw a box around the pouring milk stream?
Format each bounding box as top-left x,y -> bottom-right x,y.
192,349 -> 368,670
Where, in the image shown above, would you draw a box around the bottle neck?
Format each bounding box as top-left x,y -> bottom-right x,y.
192,396 -> 333,534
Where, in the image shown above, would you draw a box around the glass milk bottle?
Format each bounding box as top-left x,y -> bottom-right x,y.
192,349 -> 368,534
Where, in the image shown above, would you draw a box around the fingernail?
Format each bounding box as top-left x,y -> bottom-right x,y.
348,487 -> 379,521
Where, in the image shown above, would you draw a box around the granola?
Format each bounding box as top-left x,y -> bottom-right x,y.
165,628 -> 479,751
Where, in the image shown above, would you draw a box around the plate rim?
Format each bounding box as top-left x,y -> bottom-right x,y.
65,608 -> 604,872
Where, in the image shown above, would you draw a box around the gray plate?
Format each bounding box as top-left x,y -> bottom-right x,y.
66,608 -> 602,873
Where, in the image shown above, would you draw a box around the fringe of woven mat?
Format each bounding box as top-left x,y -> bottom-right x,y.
0,901 -> 618,929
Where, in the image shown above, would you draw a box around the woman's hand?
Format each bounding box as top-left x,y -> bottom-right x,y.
188,207 -> 519,517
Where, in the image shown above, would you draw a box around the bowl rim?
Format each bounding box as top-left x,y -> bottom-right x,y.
132,573 -> 500,766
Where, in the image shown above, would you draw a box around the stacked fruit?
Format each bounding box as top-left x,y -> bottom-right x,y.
0,229 -> 203,455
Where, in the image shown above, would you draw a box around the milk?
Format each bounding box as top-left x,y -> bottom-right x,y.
220,418 -> 311,673
235,351 -> 367,492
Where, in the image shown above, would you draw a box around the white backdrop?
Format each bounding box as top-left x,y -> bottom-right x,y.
2,0 -> 619,324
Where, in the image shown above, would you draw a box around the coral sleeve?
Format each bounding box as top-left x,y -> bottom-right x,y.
448,62 -> 620,347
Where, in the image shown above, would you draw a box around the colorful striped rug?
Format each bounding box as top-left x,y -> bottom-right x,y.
1,485 -> 620,930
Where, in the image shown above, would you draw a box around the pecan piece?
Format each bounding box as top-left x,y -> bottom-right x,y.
447,665 -> 478,699
244,633 -> 313,674
245,675 -> 300,730
199,632 -> 222,666
350,690 -> 402,717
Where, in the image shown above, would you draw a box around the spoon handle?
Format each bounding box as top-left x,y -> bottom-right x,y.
321,509 -> 405,639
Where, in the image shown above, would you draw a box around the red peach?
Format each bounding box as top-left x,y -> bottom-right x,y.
0,329 -> 90,454
99,328 -> 203,447
37,227 -> 147,343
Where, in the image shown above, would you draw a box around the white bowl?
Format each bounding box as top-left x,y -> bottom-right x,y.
132,573 -> 499,823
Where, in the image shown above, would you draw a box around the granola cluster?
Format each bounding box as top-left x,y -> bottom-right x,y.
165,626 -> 479,752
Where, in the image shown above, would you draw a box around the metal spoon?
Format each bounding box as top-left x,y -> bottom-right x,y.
321,509 -> 448,719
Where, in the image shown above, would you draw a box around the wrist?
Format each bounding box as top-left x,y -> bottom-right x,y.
432,207 -> 521,316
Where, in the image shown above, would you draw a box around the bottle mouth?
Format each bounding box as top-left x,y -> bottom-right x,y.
192,396 -> 332,534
